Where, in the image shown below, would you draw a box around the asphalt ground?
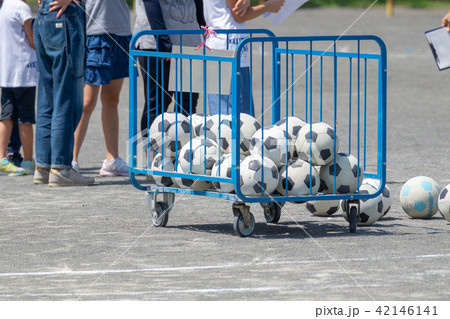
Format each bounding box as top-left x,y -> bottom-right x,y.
0,7 -> 449,304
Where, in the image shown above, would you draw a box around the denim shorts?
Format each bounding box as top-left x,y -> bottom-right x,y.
85,34 -> 131,85
0,87 -> 36,124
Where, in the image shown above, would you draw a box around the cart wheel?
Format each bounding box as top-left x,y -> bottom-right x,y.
263,203 -> 282,224
233,212 -> 255,237
152,202 -> 170,227
349,206 -> 358,233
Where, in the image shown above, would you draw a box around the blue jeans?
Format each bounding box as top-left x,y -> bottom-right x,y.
34,1 -> 86,169
208,67 -> 254,116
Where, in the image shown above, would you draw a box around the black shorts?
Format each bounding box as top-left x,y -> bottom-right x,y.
0,87 -> 36,124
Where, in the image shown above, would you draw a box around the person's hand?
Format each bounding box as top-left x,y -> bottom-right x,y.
442,10 -> 450,32
232,0 -> 250,17
266,0 -> 285,13
49,0 -> 78,18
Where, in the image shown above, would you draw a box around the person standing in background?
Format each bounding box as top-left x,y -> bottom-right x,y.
72,0 -> 132,176
0,0 -> 38,176
33,0 -> 94,186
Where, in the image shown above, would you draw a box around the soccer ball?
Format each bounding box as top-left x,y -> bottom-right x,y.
239,113 -> 261,155
188,113 -> 208,137
438,184 -> 450,222
178,137 -> 219,175
340,181 -> 384,226
400,176 -> 440,219
174,163 -> 211,191
319,153 -> 363,194
276,159 -> 320,196
306,200 -> 340,217
149,112 -> 190,157
275,116 -> 307,159
296,122 -> 339,166
216,115 -> 233,154
362,178 -> 392,218
151,153 -> 176,187
211,153 -> 245,193
194,114 -> 220,142
250,125 -> 291,167
240,155 -> 279,196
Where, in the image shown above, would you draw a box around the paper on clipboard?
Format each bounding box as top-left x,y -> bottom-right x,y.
264,0 -> 309,25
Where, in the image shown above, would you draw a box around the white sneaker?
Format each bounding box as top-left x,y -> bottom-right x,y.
99,157 -> 128,176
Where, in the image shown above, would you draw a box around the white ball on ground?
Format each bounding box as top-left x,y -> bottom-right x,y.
151,154 -> 176,187
240,155 -> 279,196
149,112 -> 190,157
362,178 -> 392,218
319,152 -> 364,194
276,159 -> 320,196
400,176 -> 440,219
340,181 -> 384,226
178,137 -> 219,175
211,153 -> 245,193
438,184 -> 450,222
296,122 -> 339,166
306,200 -> 340,217
250,125 -> 291,167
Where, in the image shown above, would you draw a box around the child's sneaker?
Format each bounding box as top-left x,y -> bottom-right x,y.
99,157 -> 128,176
0,157 -> 25,176
21,160 -> 35,175
6,151 -> 23,167
49,168 -> 95,187
34,167 -> 50,184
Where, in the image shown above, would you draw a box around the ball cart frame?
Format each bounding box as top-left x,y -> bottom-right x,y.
128,29 -> 387,237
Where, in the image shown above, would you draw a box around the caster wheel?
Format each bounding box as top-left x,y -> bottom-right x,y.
233,212 -> 255,237
263,203 -> 282,223
152,202 -> 170,227
349,206 -> 357,233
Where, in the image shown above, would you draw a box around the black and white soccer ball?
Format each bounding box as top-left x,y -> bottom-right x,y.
276,159 -> 320,196
319,152 -> 363,194
150,153 -> 176,187
361,178 -> 392,218
211,153 -> 245,193
239,113 -> 261,155
295,122 -> 339,166
178,137 -> 219,175
240,155 -> 279,196
216,115 -> 233,154
340,181 -> 383,226
275,116 -> 307,159
250,125 -> 291,167
173,163 -> 212,191
188,113 -> 208,138
149,112 -> 190,157
194,114 -> 220,142
438,184 -> 450,222
306,200 -> 340,217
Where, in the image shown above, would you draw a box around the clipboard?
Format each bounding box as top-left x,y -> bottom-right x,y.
425,27 -> 450,71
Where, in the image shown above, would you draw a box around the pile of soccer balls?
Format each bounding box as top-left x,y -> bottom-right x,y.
148,112 -> 394,225
399,176 -> 450,223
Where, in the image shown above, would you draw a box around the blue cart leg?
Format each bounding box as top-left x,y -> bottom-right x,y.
145,192 -> 175,227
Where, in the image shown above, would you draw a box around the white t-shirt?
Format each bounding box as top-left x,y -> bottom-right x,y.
203,0 -> 249,67
0,0 -> 38,87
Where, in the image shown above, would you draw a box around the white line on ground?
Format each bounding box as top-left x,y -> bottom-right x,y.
0,254 -> 449,278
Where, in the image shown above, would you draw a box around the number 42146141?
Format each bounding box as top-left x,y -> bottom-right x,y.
376,306 -> 438,316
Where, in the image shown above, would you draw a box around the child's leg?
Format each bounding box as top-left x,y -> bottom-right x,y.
0,119 -> 13,159
73,84 -> 100,163
100,78 -> 124,161
18,123 -> 33,161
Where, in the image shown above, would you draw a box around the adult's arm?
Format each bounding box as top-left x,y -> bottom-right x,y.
442,10 -> 450,32
232,0 -> 251,17
142,0 -> 172,52
227,0 -> 285,24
